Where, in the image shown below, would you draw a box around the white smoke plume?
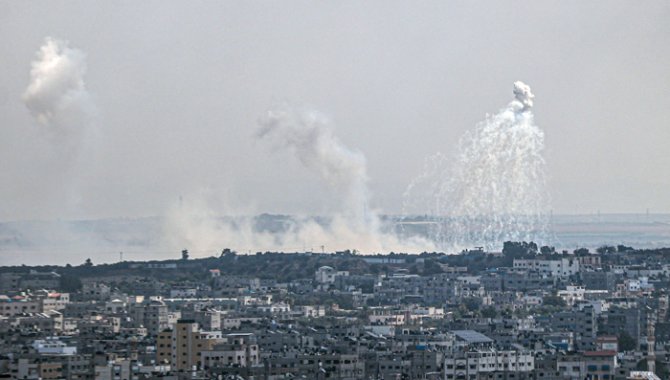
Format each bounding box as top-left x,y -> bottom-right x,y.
512,80 -> 534,110
404,81 -> 550,250
164,106 -> 435,256
23,37 -> 95,151
163,191 -> 435,256
20,37 -> 99,218
257,107 -> 371,226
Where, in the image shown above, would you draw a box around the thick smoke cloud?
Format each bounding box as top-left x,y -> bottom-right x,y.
23,37 -> 95,150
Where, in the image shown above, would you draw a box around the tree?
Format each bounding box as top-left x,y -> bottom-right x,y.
84,258 -> 93,267
573,247 -> 590,256
220,248 -> 236,258
462,297 -> 482,312
59,275 -> 82,292
481,306 -> 497,318
542,295 -> 566,308
617,244 -> 634,252
503,241 -> 538,258
540,246 -> 555,255
596,245 -> 616,254
181,249 -> 189,260
634,358 -> 668,379
423,259 -> 444,275
618,331 -> 636,351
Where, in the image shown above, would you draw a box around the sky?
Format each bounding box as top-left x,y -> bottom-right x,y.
1,1 -> 669,222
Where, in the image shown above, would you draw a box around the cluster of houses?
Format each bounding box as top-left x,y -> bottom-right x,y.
1,247 -> 669,380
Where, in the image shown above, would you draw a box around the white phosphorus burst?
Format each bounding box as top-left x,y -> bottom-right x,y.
23,37 -> 93,132
404,81 -> 550,251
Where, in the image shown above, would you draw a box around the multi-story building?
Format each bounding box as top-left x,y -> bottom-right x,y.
444,349 -> 534,380
599,306 -> 645,350
551,306 -> 597,351
582,271 -> 619,291
156,319 -> 221,371
513,258 -> 579,279
130,299 -> 169,336
0,298 -> 41,317
200,333 -> 260,370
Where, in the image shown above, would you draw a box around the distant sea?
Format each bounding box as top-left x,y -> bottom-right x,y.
549,213 -> 670,251
1,214 -> 669,266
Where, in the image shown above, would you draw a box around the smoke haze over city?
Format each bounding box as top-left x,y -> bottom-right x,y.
1,2 -> 669,264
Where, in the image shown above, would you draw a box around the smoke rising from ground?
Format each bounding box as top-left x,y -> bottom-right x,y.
164,193 -> 435,256
164,106 -> 434,256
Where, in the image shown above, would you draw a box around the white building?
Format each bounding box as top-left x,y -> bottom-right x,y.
513,258 -> 579,278
314,266 -> 349,286
558,285 -> 586,305
577,299 -> 609,314
33,338 -> 77,355
294,305 -> 326,318
444,349 -> 534,379
257,302 -> 291,314
169,288 -> 197,298
40,292 -> 70,312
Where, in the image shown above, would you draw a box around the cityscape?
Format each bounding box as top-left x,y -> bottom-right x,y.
1,2 -> 669,380
2,244 -> 670,379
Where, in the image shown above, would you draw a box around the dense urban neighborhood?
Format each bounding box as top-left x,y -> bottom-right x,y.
2,243 -> 670,380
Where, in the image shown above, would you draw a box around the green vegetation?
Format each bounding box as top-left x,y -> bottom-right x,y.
618,332 -> 636,351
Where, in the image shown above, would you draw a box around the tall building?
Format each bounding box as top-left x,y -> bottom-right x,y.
156,319 -> 221,371
131,299 -> 169,336
552,306 -> 597,351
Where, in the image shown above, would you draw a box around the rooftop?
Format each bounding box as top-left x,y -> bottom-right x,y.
452,330 -> 494,344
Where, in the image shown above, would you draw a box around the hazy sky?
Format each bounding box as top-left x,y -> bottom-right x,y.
1,1 -> 669,221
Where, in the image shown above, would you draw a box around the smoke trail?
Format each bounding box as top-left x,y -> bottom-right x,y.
405,81 -> 550,250
23,37 -> 95,152
257,107 -> 371,227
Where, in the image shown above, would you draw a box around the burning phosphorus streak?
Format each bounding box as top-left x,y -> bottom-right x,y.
405,81 -> 550,251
